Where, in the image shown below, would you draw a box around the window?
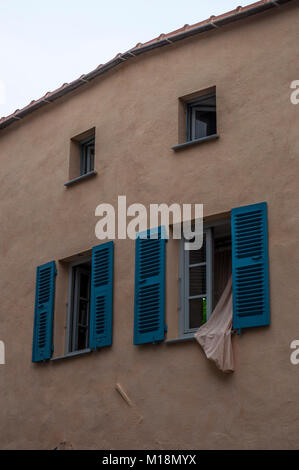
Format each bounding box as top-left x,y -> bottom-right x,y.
186,92 -> 217,141
32,242 -> 115,362
179,219 -> 231,337
66,128 -> 96,186
67,258 -> 91,352
80,136 -> 95,176
182,230 -> 212,333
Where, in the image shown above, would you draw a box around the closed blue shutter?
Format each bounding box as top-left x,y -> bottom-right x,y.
134,227 -> 166,345
89,241 -> 114,349
231,202 -> 270,330
32,261 -> 56,362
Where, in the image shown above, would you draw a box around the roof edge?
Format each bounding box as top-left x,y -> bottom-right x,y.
0,0 -> 295,131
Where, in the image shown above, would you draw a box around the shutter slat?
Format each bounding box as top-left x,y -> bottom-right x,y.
32,261 -> 56,362
134,227 -> 166,345
231,202 -> 270,330
89,241 -> 114,349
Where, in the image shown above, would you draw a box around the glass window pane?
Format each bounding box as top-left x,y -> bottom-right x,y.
77,326 -> 88,350
194,110 -> 216,139
80,148 -> 86,175
70,263 -> 91,352
189,234 -> 206,264
86,144 -> 95,172
89,146 -> 95,171
213,237 -> 232,307
80,273 -> 89,299
189,94 -> 217,141
189,298 -> 207,329
80,138 -> 95,175
189,266 -> 206,296
78,300 -> 88,326
195,110 -> 208,138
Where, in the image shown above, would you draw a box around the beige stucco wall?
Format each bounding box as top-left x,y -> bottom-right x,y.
0,3 -> 299,449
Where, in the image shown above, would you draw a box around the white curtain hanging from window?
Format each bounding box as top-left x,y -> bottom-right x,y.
194,275 -> 234,373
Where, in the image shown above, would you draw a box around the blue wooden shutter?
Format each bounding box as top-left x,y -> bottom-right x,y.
89,241 -> 114,349
134,227 -> 166,345
231,202 -> 270,330
32,261 -> 56,362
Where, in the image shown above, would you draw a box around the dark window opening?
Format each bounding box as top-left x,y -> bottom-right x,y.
213,226 -> 232,309
187,93 -> 217,141
69,261 -> 91,352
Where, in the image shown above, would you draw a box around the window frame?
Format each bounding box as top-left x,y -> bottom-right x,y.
65,256 -> 92,354
179,228 -> 213,338
186,92 -> 217,142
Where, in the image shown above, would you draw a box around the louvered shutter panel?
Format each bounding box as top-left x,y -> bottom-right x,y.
231,202 -> 270,330
32,261 -> 56,362
89,241 -> 114,349
134,227 -> 166,345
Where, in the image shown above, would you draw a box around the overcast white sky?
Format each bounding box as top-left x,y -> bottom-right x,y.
0,0 -> 242,117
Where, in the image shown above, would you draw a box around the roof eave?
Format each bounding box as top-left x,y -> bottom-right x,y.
0,0 -> 294,131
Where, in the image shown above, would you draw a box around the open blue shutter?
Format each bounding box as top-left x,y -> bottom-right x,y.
89,241 -> 114,349
134,227 -> 166,345
231,202 -> 270,330
32,261 -> 56,362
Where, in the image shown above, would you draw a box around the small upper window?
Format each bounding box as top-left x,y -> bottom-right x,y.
66,128 -> 96,186
80,136 -> 95,176
187,92 -> 217,141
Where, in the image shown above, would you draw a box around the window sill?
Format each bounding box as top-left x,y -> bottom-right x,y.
51,348 -> 92,361
64,170 -> 97,187
172,133 -> 219,152
165,335 -> 195,344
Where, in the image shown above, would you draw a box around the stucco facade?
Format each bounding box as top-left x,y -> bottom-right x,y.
0,1 -> 299,449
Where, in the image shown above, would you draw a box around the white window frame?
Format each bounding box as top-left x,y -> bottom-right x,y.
178,228 -> 213,338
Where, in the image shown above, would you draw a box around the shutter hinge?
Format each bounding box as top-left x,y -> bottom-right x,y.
231,329 -> 242,335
